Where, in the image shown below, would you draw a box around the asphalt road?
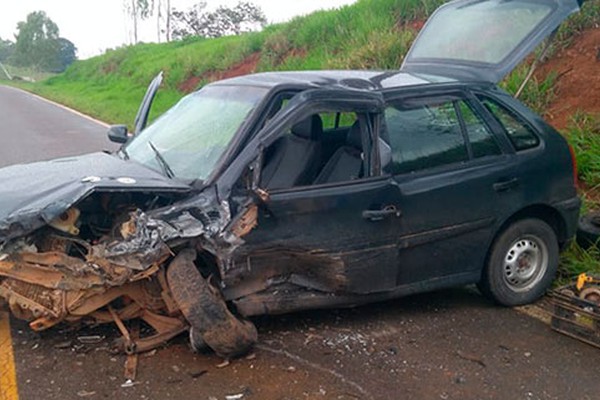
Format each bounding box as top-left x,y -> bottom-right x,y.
0,86 -> 599,400
0,85 -> 115,167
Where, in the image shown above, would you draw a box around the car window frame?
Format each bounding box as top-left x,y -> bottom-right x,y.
257,110 -> 381,195
380,89 -> 506,178
472,91 -> 543,154
216,88 -> 386,199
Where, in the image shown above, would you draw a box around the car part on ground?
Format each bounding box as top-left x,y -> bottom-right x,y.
550,274 -> 600,349
576,211 -> 600,249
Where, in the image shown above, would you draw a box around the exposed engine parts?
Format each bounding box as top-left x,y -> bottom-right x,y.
0,191 -> 259,359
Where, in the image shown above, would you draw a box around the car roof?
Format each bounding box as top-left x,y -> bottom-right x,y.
210,70 -> 457,91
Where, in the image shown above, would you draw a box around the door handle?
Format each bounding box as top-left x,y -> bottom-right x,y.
362,206 -> 402,222
493,178 -> 520,192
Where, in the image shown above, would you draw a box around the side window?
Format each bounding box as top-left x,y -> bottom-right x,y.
478,96 -> 540,151
260,110 -> 368,190
457,101 -> 501,158
384,99 -> 468,175
320,112 -> 357,131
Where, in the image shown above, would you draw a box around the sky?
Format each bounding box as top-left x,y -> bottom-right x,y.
0,0 -> 357,59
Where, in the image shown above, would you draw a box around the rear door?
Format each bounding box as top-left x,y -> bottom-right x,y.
381,89 -> 521,286
401,0 -> 581,83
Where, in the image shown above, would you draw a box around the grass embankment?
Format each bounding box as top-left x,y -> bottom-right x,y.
2,0 -> 600,280
2,0 -> 445,125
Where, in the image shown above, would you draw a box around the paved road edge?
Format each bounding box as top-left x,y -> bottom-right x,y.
0,85 -> 109,128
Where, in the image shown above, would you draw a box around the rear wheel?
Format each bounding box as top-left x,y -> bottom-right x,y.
479,219 -> 558,306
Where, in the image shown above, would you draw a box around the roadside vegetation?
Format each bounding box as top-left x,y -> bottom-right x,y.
1,0 -> 600,281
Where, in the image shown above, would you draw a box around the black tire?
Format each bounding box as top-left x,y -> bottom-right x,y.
166,248 -> 257,358
576,212 -> 600,249
479,219 -> 558,306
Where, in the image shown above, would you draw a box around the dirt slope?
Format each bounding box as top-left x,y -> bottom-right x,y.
538,27 -> 600,130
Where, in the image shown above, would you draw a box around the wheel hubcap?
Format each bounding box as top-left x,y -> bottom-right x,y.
503,235 -> 548,292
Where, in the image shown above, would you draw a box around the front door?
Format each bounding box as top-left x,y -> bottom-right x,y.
226,91 -> 407,299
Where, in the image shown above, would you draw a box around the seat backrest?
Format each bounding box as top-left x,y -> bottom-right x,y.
260,115 -> 323,190
313,121 -> 363,185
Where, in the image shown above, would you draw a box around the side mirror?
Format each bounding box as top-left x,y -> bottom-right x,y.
378,138 -> 392,170
107,125 -> 129,144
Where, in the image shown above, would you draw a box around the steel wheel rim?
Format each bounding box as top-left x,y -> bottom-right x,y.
502,235 -> 548,292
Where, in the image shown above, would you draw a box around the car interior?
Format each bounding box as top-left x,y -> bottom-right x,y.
260,111 -> 368,190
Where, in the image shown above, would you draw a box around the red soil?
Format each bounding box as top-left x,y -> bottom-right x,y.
178,52 -> 261,93
536,27 -> 600,130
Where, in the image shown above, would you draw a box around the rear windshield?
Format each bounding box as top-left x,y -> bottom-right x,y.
410,0 -> 554,64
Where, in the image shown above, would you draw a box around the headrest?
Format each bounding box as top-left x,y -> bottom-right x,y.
291,115 -> 323,140
346,121 -> 363,150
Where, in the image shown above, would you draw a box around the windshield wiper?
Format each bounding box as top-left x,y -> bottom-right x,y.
119,147 -> 129,160
148,141 -> 175,179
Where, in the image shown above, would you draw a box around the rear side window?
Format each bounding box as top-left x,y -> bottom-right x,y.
479,96 -> 540,151
458,101 -> 501,158
384,99 -> 468,174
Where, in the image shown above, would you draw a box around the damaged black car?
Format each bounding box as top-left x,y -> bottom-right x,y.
0,0 -> 583,357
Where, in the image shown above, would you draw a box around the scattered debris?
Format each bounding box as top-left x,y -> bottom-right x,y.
76,390 -> 96,397
256,344 -> 373,400
550,274 -> 600,348
54,340 -> 72,349
455,350 -> 486,368
124,320 -> 140,382
77,335 -> 105,344
120,379 -> 139,388
188,368 -> 208,378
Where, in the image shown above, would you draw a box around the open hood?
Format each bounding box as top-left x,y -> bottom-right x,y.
401,0 -> 582,83
0,152 -> 190,243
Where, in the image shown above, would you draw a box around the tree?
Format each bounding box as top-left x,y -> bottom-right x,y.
170,1 -> 267,40
10,11 -> 75,72
56,38 -> 77,72
124,0 -> 154,44
0,38 -> 14,63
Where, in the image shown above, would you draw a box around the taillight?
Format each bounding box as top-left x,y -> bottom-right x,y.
568,144 -> 579,189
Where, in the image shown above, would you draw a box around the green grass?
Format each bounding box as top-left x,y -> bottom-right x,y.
0,64 -> 56,82
556,111 -> 600,282
558,243 -> 600,285
563,112 -> 600,188
7,0 -> 445,127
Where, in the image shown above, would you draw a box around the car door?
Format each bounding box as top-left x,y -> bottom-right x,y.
380,90 -> 521,286
401,0 -> 581,83
223,89 -> 410,298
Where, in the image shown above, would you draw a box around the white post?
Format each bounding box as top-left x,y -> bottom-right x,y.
0,62 -> 11,81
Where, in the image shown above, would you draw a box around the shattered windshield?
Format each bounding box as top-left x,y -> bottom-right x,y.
125,85 -> 267,181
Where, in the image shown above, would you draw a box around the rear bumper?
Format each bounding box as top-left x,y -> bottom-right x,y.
553,196 -> 581,243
